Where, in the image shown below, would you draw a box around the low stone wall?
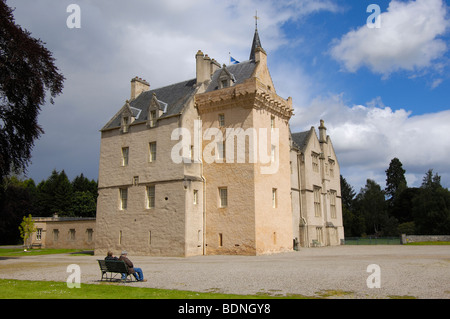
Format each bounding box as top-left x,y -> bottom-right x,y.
401,234 -> 450,244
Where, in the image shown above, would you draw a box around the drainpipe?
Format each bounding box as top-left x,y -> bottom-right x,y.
297,152 -> 309,248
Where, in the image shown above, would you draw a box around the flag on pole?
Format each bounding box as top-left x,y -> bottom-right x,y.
229,54 -> 239,65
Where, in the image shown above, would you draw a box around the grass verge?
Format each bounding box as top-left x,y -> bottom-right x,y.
0,248 -> 93,257
0,279 -> 311,299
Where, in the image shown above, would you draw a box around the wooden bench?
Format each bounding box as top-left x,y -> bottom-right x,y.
97,260 -> 136,282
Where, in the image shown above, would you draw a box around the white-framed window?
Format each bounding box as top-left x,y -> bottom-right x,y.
219,187 -> 227,208
147,185 -> 155,209
272,188 -> 277,208
120,188 -> 128,210
314,186 -> 321,217
149,142 -> 157,162
122,147 -> 129,166
36,228 -> 42,241
218,113 -> 225,127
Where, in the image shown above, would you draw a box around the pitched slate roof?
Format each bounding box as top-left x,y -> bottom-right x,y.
249,28 -> 262,61
291,130 -> 312,152
102,78 -> 197,130
205,60 -> 256,92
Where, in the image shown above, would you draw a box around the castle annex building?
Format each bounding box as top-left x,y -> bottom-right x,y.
95,28 -> 344,256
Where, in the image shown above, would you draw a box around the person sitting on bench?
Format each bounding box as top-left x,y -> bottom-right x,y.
105,251 -> 126,280
118,250 -> 146,282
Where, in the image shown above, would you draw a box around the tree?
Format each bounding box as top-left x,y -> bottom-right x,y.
0,176 -> 34,244
385,157 -> 407,204
18,214 -> 36,249
0,1 -> 64,179
354,179 -> 395,236
412,170 -> 450,235
36,169 -> 73,216
340,175 -> 365,237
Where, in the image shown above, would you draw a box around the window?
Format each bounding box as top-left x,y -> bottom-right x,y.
133,176 -> 139,186
272,188 -> 277,208
53,229 -> 59,242
149,142 -> 157,162
218,233 -> 223,247
314,186 -> 321,217
147,185 -> 155,209
312,152 -> 319,172
122,147 -> 129,166
87,228 -> 93,242
330,190 -> 337,219
219,187 -> 227,207
217,141 -> 225,161
218,113 -> 225,127
316,227 -> 323,245
36,228 -> 42,241
221,79 -> 229,88
122,116 -> 129,133
69,229 -> 76,241
149,110 -> 157,127
270,115 -> 275,130
119,230 -> 122,244
120,188 -> 128,210
271,145 -> 276,163
193,189 -> 198,205
329,160 -> 335,177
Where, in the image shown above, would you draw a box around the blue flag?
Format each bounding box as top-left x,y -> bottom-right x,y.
230,56 -> 239,64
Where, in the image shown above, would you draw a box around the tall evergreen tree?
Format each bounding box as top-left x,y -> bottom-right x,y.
385,157 -> 407,203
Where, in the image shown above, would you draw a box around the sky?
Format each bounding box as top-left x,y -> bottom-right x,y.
6,0 -> 450,192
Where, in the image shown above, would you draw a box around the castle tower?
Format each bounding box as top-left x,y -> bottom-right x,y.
195,27 -> 294,255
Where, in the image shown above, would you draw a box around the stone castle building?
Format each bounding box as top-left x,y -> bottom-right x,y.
95,27 -> 344,256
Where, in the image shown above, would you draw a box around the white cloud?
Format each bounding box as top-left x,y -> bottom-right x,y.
290,94 -> 450,190
330,0 -> 450,76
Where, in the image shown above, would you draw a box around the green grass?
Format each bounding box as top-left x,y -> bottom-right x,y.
404,241 -> 450,245
0,248 -> 93,257
0,279 -> 312,299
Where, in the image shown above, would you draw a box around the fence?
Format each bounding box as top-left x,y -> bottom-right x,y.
343,237 -> 401,245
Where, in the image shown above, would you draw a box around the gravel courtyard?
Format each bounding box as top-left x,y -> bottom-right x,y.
0,245 -> 449,299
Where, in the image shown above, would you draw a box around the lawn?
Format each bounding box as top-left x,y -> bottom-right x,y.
0,248 -> 93,257
0,279 -> 310,299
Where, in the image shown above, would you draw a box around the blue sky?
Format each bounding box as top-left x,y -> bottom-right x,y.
6,0 -> 450,192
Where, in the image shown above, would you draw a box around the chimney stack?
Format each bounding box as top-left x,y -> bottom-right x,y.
196,50 -> 220,85
319,119 -> 327,143
131,76 -> 150,100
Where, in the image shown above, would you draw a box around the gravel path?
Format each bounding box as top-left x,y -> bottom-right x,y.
1,245 -> 449,299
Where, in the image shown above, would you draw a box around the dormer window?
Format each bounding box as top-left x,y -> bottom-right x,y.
149,110 -> 157,128
221,79 -> 229,88
121,116 -> 129,133
218,66 -> 235,89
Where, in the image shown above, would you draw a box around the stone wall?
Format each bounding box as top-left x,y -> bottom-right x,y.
401,234 -> 450,244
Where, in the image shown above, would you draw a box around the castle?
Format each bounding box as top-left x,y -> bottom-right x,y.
94,27 -> 344,256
